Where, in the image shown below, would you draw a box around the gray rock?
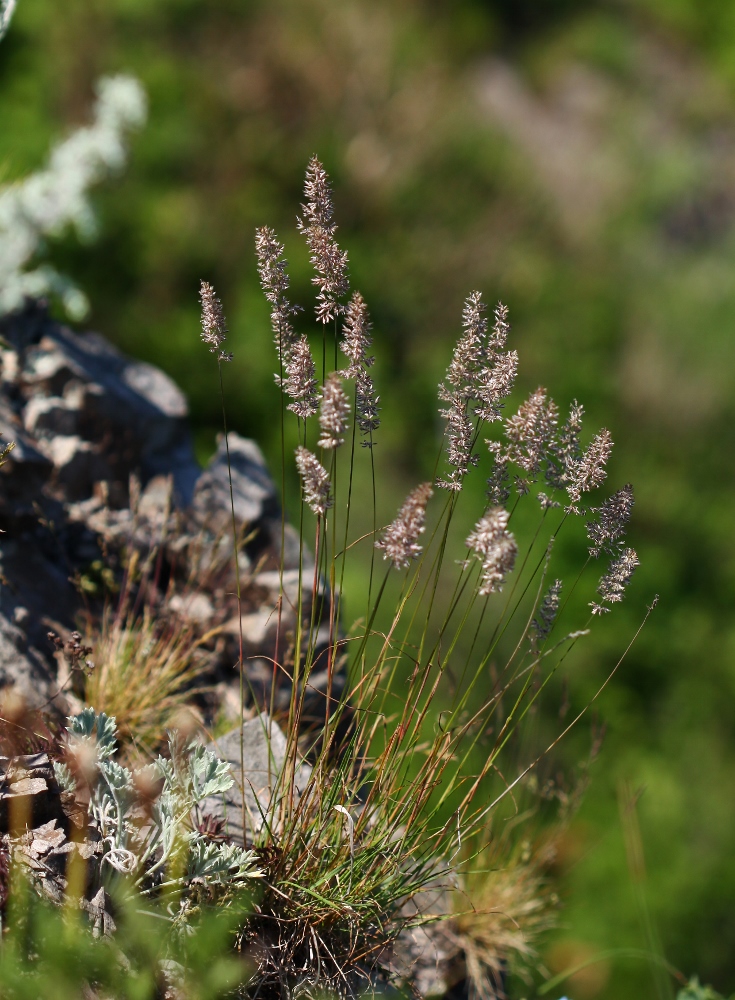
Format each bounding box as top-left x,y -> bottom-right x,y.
23,395 -> 80,437
42,435 -> 111,500
191,433 -> 279,540
18,325 -> 200,505
198,712 -> 311,844
0,612 -> 55,709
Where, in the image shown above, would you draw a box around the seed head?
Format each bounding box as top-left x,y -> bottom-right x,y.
297,156 -> 349,324
567,428 -> 613,505
341,291 -> 374,376
489,301 -> 510,351
375,483 -> 433,570
438,295 -> 517,490
355,366 -> 380,444
467,507 -> 518,595
505,388 -> 558,476
255,226 -> 300,365
547,400 -> 584,490
318,373 -> 350,449
475,349 -> 518,423
587,484 -> 634,558
295,446 -> 333,516
591,547 -> 639,614
282,335 -> 320,420
438,402 -> 476,491
199,281 -> 232,361
441,291 -> 487,399
530,579 -> 562,652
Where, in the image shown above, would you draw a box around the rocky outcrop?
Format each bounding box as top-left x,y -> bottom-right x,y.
0,301 -> 342,737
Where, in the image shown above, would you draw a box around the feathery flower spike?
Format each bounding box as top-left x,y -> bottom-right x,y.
341,291 -> 380,443
476,301 -> 518,422
486,442 -> 510,505
438,294 -> 518,489
255,226 -> 300,365
376,483 -> 433,569
318,373 -> 350,449
297,156 -> 349,324
467,507 -> 518,595
587,484 -> 634,558
547,400 -> 584,490
442,291 -> 487,398
355,367 -> 380,444
489,301 -> 510,350
505,388 -> 558,477
437,292 -> 486,489
567,428 -> 613,505
590,547 -> 639,614
530,579 -> 562,652
199,281 -> 232,361
341,291 -> 374,375
295,447 -> 332,515
283,335 -> 320,420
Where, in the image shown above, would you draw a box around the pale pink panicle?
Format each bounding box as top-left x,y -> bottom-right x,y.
587,484 -> 634,558
255,226 -> 300,364
438,292 -> 485,489
318,372 -> 350,449
530,579 -> 562,652
438,405 -> 476,491
442,291 -> 487,398
489,301 -> 510,351
504,388 -> 559,476
546,400 -> 584,490
376,483 -> 433,570
475,349 -> 518,423
590,547 -> 639,614
485,442 -> 510,505
283,335 -> 320,419
355,367 -> 380,443
199,281 -> 232,362
466,507 -> 518,595
438,294 -> 518,491
297,157 -> 349,324
341,291 -> 373,375
567,428 -> 613,505
295,446 -> 333,516
341,291 -> 380,444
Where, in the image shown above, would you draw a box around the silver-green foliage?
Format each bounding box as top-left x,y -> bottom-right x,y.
55,708 -> 262,894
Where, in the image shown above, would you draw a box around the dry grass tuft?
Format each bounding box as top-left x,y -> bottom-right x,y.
455,840 -> 559,998
84,607 -> 211,755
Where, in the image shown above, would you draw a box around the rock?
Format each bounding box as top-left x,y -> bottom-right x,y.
191,432 -> 279,544
390,883 -> 465,998
0,753 -> 66,832
0,301 -> 349,754
198,712 -> 312,844
42,434 -> 111,500
23,395 -> 80,437
0,613 -> 56,710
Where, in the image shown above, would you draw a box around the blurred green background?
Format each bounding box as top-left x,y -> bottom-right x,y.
2,0 -> 735,996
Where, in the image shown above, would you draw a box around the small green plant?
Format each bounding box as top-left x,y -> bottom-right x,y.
54,707 -> 262,899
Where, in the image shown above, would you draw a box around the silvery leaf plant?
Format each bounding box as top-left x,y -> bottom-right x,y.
55,708 -> 262,898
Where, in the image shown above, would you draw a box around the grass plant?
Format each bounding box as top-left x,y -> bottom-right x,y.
83,604 -> 211,758
179,156 -> 652,996
0,158 -> 656,998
